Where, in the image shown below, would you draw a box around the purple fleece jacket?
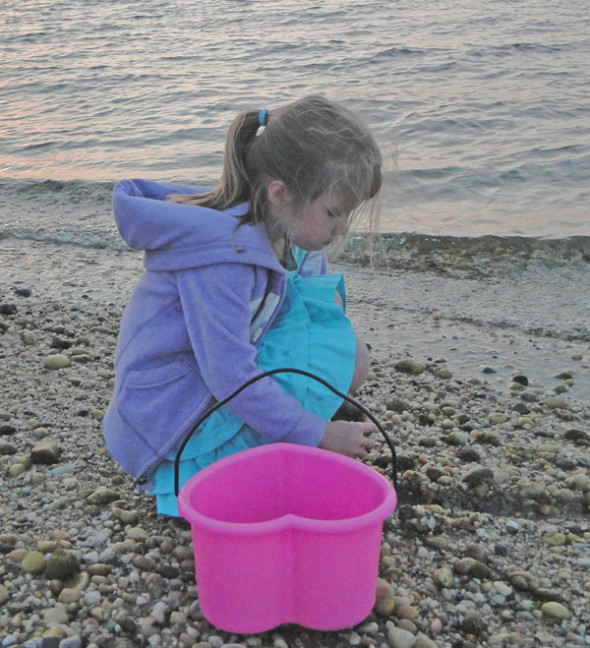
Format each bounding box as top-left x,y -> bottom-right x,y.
103,179 -> 327,479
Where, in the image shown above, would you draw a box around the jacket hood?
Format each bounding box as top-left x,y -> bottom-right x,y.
113,179 -> 282,273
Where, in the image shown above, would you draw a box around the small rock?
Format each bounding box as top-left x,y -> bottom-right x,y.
45,550 -> 81,580
432,567 -> 454,588
44,353 -> 71,369
111,506 -> 140,524
461,611 -> 486,635
394,359 -> 427,375
540,601 -> 571,620
386,397 -> 413,413
20,330 -> 36,345
565,474 -> 590,491
512,374 -> 529,386
30,441 -> 60,465
0,584 -> 9,605
512,402 -> 531,415
87,487 -> 120,505
0,425 -> 17,436
127,526 -> 149,542
21,551 -> 46,574
462,467 -> 494,487
414,633 -> 437,648
545,396 -> 567,409
374,577 -> 395,617
387,627 -> 416,648
456,447 -> 480,463
564,429 -> 590,444
454,557 -> 495,580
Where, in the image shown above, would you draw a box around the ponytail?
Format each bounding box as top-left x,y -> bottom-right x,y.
169,109 -> 261,212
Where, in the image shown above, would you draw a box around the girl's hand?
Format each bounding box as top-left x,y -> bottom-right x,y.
318,420 -> 377,459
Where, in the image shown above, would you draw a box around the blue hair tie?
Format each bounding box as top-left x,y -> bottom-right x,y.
258,109 -> 269,127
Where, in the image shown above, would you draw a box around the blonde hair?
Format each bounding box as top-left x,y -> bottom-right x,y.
170,95 -> 382,232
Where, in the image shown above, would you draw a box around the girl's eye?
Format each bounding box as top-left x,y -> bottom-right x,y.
327,209 -> 340,219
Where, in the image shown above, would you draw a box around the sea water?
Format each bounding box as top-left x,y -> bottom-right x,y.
1,0 -> 589,396
1,0 -> 588,240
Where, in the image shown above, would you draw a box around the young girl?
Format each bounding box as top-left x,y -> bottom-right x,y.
103,95 -> 382,516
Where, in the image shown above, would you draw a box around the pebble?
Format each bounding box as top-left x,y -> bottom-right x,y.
387,627 -> 416,648
20,550 -> 46,574
394,359 -> 427,375
541,601 -> 572,620
374,578 -> 395,616
30,441 -> 60,464
44,353 -> 71,369
462,467 -> 494,486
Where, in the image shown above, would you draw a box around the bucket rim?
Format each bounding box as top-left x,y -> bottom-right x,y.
177,443 -> 397,535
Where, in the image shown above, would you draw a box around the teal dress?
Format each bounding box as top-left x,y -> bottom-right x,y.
148,257 -> 357,516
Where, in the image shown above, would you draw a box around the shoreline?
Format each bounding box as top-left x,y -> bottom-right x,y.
1,239 -> 589,647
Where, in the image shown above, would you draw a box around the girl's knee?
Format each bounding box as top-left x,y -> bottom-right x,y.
350,336 -> 370,393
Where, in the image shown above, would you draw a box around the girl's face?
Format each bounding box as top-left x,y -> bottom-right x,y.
290,194 -> 352,250
267,181 -> 353,251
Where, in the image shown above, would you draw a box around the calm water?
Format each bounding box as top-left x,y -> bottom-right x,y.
1,0 -> 589,240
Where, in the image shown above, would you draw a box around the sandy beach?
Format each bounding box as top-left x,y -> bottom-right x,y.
1,238 -> 589,648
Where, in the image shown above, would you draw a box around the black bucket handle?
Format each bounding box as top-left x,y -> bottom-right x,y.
174,367 -> 397,497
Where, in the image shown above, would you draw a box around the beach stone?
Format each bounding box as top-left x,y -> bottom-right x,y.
433,567 -> 454,588
512,374 -> 529,386
0,442 -> 17,455
454,557 -> 495,580
43,606 -> 69,626
542,532 -> 566,546
386,397 -> 412,413
565,474 -> 589,491
0,533 -> 18,551
433,368 -> 452,379
20,330 -> 36,345
30,441 -> 60,464
0,584 -> 9,605
0,424 -> 17,436
374,578 -> 395,616
87,487 -> 120,505
545,396 -> 567,409
471,429 -> 501,445
0,303 -> 17,315
111,506 -> 140,524
44,353 -> 71,369
457,447 -> 480,462
45,550 -> 81,580
444,430 -> 470,445
8,462 -> 27,476
564,428 -> 590,444
462,467 -> 494,487
58,587 -> 82,604
540,601 -> 571,620
461,611 -> 486,635
21,550 -> 46,574
387,627 -> 416,648
127,526 -> 149,542
488,412 -> 508,425
414,633 -> 437,648
394,359 -> 427,375
396,603 -> 419,620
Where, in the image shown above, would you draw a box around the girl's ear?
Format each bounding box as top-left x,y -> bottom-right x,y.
267,180 -> 292,209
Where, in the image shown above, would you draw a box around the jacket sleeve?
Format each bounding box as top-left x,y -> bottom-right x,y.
176,264 -> 326,446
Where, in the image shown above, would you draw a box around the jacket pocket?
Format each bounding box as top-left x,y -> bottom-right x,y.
117,360 -> 206,456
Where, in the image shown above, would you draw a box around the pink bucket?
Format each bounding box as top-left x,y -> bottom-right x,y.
178,442 -> 396,634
